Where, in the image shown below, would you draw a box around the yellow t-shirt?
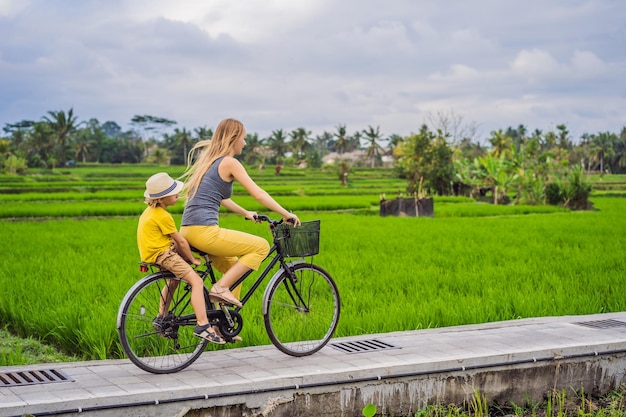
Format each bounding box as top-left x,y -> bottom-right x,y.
137,206 -> 177,263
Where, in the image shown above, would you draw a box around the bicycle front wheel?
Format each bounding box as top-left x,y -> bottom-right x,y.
117,273 -> 208,374
264,263 -> 340,356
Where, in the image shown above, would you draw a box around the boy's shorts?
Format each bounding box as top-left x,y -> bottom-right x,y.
155,247 -> 194,278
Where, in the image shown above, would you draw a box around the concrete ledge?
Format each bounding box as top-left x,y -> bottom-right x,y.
2,312 -> 626,417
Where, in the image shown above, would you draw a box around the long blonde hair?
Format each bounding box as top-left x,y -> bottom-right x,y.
181,118 -> 246,200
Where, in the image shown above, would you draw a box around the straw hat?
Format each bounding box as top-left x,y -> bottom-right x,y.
144,172 -> 184,199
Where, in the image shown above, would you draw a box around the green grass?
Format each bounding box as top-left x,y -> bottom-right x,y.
0,326 -> 79,366
0,166 -> 624,364
0,197 -> 623,362
376,386 -> 626,417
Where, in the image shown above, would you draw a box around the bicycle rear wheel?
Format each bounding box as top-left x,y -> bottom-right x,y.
264,263 -> 340,356
117,273 -> 208,373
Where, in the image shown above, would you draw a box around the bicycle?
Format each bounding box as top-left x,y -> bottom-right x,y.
116,216 -> 341,374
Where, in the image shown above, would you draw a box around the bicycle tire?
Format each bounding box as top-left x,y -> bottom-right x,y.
263,263 -> 340,356
117,272 -> 208,374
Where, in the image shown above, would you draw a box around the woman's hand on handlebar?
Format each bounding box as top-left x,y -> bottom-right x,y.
244,211 -> 258,222
251,214 -> 271,223
249,213 -> 298,226
283,213 -> 301,227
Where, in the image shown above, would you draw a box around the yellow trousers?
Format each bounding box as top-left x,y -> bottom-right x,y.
180,225 -> 270,299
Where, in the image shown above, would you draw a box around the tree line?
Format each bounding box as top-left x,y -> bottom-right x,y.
0,111 -> 386,170
1,108 -> 625,207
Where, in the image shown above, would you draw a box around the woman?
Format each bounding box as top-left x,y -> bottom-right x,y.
180,118 -> 300,310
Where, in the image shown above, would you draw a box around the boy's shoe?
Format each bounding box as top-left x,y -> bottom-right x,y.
194,324 -> 226,345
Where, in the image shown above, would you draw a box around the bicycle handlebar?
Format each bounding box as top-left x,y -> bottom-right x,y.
252,215 -> 296,228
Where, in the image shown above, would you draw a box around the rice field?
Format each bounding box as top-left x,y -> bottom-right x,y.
0,165 -> 624,363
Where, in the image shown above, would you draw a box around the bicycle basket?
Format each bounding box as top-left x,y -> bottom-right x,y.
273,220 -> 320,257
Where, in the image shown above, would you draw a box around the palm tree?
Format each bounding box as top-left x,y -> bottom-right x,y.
456,138 -> 486,161
518,124 -> 527,142
543,130 -> 557,151
289,127 -> 311,160
348,131 -> 362,152
613,130 -> 626,173
313,131 -> 333,155
555,124 -> 572,162
509,124 -> 527,151
387,134 -> 404,150
179,128 -> 194,161
362,125 -> 384,167
590,132 -> 616,173
118,132 -> 144,163
151,148 -> 170,165
101,121 -> 122,138
74,137 -> 90,163
241,132 -> 263,165
577,133 -> 594,173
194,126 -> 213,141
333,124 -> 349,155
43,108 -> 79,165
77,118 -> 110,163
488,129 -> 512,158
164,128 -> 194,165
266,129 -> 289,163
24,122 -> 55,168
556,124 -> 571,149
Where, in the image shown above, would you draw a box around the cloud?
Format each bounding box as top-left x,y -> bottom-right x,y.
121,0 -> 328,43
511,49 -> 563,82
570,50 -> 607,76
0,0 -> 29,17
511,48 -> 612,83
0,0 -> 625,141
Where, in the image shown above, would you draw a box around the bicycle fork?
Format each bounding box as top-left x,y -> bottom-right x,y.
281,264 -> 310,313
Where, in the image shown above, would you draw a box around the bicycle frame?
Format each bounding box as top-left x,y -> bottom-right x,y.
201,240 -> 306,313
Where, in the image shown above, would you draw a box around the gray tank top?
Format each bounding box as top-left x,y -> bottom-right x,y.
182,156 -> 233,226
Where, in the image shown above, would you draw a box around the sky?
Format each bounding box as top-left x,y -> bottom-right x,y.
1,0 -> 625,143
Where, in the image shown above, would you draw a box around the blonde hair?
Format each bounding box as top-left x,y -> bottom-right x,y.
181,118 -> 246,200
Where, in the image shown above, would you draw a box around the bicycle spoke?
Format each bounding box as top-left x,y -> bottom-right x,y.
118,273 -> 208,374
280,279 -> 310,312
264,263 -> 340,356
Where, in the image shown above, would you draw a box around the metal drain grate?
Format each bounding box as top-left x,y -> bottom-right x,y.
0,369 -> 74,387
330,338 -> 399,354
574,319 -> 626,329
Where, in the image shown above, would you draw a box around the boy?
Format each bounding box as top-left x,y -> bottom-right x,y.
137,172 -> 224,344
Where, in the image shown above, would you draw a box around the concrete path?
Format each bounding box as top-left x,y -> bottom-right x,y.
2,311 -> 626,417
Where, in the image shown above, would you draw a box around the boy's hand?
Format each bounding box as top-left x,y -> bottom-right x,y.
191,258 -> 202,266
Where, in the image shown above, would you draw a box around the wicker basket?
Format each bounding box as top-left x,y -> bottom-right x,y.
273,220 -> 320,257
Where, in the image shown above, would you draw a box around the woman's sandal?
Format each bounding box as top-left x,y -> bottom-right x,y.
194,324 -> 226,345
209,286 -> 243,307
